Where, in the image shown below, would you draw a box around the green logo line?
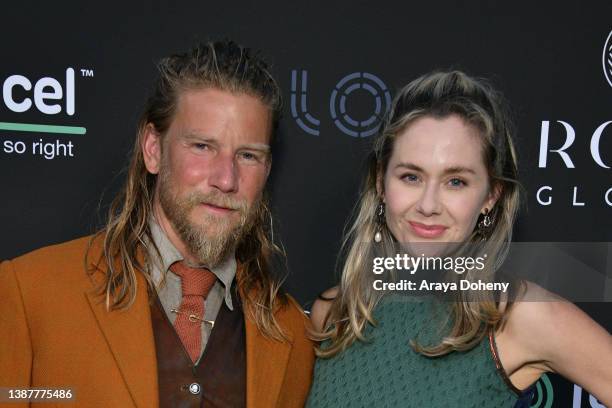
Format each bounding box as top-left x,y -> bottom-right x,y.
0,122 -> 86,135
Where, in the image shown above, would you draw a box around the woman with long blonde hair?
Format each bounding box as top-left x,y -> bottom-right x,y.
307,71 -> 612,407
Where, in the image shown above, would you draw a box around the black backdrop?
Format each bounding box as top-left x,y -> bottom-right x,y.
1,2 -> 610,407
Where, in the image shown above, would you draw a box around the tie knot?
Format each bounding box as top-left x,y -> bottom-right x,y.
169,261 -> 217,298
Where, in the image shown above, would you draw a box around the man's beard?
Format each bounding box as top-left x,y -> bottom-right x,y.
158,173 -> 260,268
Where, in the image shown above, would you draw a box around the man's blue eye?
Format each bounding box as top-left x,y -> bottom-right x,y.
402,174 -> 418,182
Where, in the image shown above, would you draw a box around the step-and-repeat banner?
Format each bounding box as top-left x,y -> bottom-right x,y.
1,2 -> 610,407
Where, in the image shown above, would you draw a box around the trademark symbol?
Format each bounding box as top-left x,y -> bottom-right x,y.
80,69 -> 94,78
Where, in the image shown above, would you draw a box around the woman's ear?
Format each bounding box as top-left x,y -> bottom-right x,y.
483,181 -> 502,213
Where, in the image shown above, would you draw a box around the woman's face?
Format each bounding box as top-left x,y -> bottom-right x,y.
382,114 -> 498,248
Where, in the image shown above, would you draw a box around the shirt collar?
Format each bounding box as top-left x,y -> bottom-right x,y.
147,217 -> 236,311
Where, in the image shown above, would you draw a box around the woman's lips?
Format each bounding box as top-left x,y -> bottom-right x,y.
408,221 -> 447,239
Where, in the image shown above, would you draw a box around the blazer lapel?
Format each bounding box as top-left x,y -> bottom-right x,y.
84,255 -> 158,408
245,317 -> 293,408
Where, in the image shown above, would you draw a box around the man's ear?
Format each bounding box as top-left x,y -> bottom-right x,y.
142,123 -> 162,175
265,156 -> 272,179
483,181 -> 502,213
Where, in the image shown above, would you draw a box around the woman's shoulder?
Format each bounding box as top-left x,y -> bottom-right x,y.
504,281 -> 573,332
310,286 -> 339,332
497,281 -> 612,401
501,282 -> 580,348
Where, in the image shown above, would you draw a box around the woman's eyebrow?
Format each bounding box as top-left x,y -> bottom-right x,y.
394,162 -> 476,175
394,162 -> 423,171
442,165 -> 476,175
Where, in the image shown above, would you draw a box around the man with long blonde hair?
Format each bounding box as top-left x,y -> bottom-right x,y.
0,40 -> 314,408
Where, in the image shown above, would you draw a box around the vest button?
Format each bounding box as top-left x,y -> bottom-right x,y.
188,383 -> 201,395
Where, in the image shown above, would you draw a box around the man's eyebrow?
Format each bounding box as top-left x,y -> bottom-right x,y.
181,132 -> 216,143
240,143 -> 270,153
394,162 -> 476,175
181,133 -> 270,153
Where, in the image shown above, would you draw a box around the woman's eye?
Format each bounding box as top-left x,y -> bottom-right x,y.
449,178 -> 466,187
401,174 -> 419,182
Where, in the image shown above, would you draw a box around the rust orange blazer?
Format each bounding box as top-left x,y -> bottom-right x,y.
0,236 -> 314,408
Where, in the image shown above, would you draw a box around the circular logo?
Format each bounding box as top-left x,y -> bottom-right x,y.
329,72 -> 391,137
603,29 -> 612,88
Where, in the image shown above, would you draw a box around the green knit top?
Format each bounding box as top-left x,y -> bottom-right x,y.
306,295 -> 530,408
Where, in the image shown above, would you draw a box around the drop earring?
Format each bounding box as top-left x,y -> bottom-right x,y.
374,202 -> 385,243
477,208 -> 493,241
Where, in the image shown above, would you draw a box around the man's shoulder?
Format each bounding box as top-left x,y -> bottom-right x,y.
9,234 -> 96,263
274,293 -> 312,337
2,234 -> 103,281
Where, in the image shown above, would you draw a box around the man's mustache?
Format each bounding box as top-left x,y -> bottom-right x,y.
185,191 -> 248,213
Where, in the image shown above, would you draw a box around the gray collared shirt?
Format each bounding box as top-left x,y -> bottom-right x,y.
147,218 -> 236,364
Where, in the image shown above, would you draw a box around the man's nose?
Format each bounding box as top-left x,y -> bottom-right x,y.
416,183 -> 442,216
208,152 -> 238,193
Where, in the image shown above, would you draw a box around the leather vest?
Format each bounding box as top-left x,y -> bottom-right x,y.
150,286 -> 246,408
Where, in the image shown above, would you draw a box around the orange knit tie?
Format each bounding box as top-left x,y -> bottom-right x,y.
169,261 -> 217,363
